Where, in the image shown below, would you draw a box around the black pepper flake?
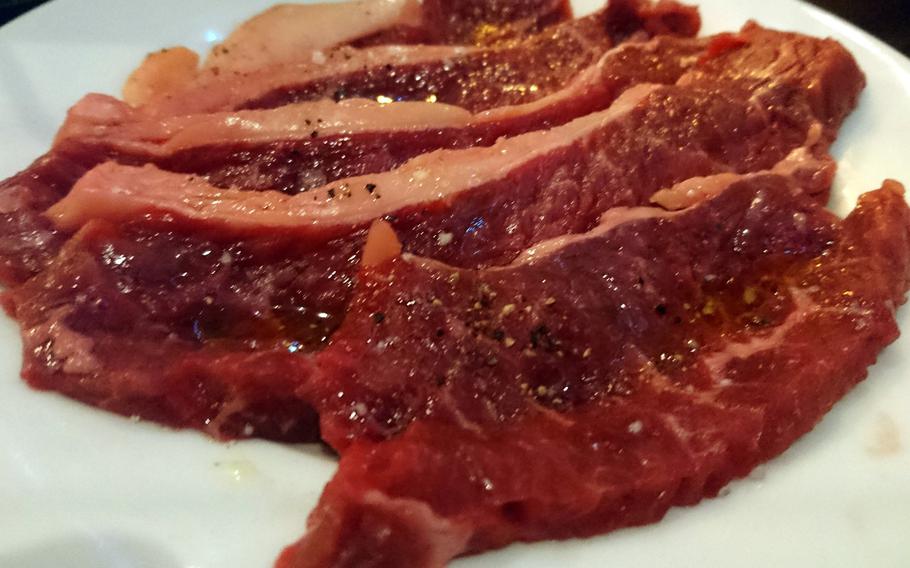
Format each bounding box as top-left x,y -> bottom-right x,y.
305,119 -> 312,126
365,183 -> 377,194
435,328 -> 445,338
310,130 -> 319,139
530,325 -> 554,350
655,304 -> 667,316
371,312 -> 386,324
492,329 -> 505,341
327,188 -> 337,199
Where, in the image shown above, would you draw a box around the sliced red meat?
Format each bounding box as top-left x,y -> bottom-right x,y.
2,218 -> 344,440
0,25 -> 865,442
51,80 -> 835,260
0,23 -> 861,287
10,20 -> 866,438
360,0 -> 697,49
123,0 -> 574,105
274,176 -> 910,567
3,8 -> 906,564
138,0 -> 700,117
62,34 -> 710,191
684,21 -> 868,141
0,32 -> 708,287
10,17 -> 859,436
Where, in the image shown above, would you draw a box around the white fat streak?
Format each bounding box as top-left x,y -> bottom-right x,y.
360,490 -> 473,564
426,355 -> 497,437
203,0 -> 425,74
650,174 -> 742,211
633,360 -> 731,463
204,395 -> 251,438
703,287 -> 819,386
651,121 -> 828,211
660,414 -> 691,443
769,123 -> 828,178
511,206 -> 679,266
24,307 -> 100,375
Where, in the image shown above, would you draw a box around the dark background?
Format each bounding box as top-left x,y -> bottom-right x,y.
0,0 -> 908,54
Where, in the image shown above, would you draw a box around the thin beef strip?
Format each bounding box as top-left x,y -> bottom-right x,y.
138,0 -> 700,117
123,0 -> 575,105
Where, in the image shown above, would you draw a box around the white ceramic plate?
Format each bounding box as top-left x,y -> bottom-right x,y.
1,1 -> 908,566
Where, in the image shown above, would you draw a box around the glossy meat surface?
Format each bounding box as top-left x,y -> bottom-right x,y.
0,3 -> 709,287
11,74 -> 839,439
278,177 -> 910,566
123,0 -> 574,105
139,0 -> 700,117
0,5 -> 905,567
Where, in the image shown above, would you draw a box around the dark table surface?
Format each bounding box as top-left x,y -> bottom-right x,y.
1,0 -> 908,54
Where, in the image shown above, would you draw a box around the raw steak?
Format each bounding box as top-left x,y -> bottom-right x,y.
0,22 -> 860,287
122,0 -> 574,105
217,0 -> 575,65
52,78 -> 837,263
138,0 -> 700,117
0,3 -> 906,566
275,175 -> 910,566
13,20 -> 865,438
12,75 -> 839,441
64,34 -> 709,191
0,2 -> 707,287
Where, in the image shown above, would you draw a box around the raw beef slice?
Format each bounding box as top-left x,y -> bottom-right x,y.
12,71 -> 840,441
0,2 -> 708,286
0,21 -> 860,288
0,3 -> 905,566
276,175 -> 910,567
139,0 -> 700,117
11,16 -> 864,438
122,0 -> 576,105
